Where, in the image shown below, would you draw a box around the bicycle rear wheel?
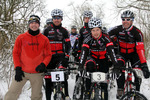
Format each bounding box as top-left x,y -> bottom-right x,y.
120,91 -> 148,100
90,87 -> 104,100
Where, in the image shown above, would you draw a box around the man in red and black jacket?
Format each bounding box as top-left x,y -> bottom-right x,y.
72,11 -> 93,61
108,10 -> 150,99
78,17 -> 123,100
43,9 -> 71,100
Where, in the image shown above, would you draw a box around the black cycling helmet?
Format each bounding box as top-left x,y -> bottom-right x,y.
46,18 -> 52,25
121,10 -> 134,19
71,25 -> 77,29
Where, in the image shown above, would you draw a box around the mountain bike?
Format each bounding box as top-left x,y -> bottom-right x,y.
88,71 -> 108,100
45,67 -> 77,100
73,63 -> 111,100
119,61 -> 148,100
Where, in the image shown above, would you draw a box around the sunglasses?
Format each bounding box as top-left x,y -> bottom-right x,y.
53,16 -> 62,20
122,18 -> 132,21
29,17 -> 40,21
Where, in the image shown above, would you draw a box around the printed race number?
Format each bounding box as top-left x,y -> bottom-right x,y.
51,71 -> 64,82
91,72 -> 106,82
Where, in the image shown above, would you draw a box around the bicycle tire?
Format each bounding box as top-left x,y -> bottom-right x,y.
90,86 -> 104,100
73,80 -> 84,100
54,92 -> 65,100
120,91 -> 148,100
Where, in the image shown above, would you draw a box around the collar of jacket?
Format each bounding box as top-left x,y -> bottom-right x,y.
28,28 -> 40,36
71,32 -> 77,35
26,31 -> 41,37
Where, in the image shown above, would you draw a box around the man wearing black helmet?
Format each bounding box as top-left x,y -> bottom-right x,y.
108,10 -> 150,99
45,18 -> 53,28
4,15 -> 52,100
69,25 -> 79,48
43,9 -> 71,100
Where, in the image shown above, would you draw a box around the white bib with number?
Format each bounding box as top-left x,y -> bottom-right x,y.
51,71 -> 65,82
91,72 -> 106,82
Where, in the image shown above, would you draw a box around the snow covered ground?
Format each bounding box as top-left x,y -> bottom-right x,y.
1,60 -> 150,100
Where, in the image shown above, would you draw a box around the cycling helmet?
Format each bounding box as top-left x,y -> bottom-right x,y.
51,9 -> 63,17
88,17 -> 102,29
121,10 -> 134,19
71,25 -> 77,29
46,18 -> 52,24
83,11 -> 93,18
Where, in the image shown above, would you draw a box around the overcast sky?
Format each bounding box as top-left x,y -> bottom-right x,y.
44,0 -> 122,30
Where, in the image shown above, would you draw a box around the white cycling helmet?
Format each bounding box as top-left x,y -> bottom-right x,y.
83,11 -> 93,18
88,17 -> 102,29
121,10 -> 134,19
51,9 -> 63,17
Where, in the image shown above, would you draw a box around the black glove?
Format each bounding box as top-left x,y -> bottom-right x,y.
113,64 -> 120,76
35,63 -> 46,73
15,67 -> 24,82
141,63 -> 150,79
62,56 -> 69,67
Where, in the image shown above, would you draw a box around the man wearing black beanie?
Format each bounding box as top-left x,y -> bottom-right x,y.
4,15 -> 52,100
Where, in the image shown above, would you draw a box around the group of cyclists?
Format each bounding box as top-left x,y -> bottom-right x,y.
4,8 -> 150,100
42,8 -> 150,100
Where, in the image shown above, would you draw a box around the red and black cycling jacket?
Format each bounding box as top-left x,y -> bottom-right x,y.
108,25 -> 146,64
79,33 -> 118,67
78,23 -> 91,52
43,23 -> 71,55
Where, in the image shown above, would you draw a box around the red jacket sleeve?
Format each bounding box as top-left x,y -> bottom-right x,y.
13,35 -> 22,68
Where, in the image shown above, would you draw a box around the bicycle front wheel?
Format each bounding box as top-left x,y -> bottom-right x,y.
73,83 -> 84,100
120,91 -> 148,100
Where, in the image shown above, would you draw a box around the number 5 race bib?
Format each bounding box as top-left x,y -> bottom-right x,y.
51,71 -> 65,82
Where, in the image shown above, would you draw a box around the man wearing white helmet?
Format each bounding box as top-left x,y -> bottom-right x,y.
108,10 -> 150,99
43,9 -> 71,100
73,11 -> 93,61
78,17 -> 121,100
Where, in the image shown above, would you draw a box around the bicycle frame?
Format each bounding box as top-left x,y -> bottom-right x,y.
123,62 -> 136,94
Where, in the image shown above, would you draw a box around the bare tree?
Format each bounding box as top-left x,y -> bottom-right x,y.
115,0 -> 150,59
65,1 -> 105,32
0,0 -> 47,87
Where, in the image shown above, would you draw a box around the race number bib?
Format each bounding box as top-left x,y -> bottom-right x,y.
51,71 -> 64,82
91,72 -> 106,82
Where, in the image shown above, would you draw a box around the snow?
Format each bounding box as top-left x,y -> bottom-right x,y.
1,72 -> 150,100
0,60 -> 150,100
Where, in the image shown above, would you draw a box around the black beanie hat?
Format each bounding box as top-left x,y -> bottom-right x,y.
28,15 -> 40,25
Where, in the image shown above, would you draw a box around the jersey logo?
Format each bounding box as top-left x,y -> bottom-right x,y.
48,30 -> 55,34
